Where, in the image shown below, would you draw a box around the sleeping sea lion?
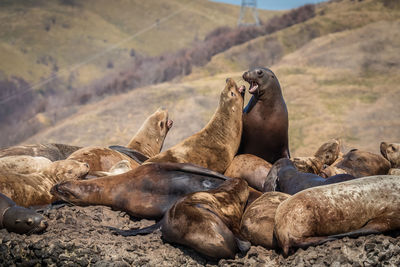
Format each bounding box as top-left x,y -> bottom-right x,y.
0,143 -> 81,161
380,142 -> 400,168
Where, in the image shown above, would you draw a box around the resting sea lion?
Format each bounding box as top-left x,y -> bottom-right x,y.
0,143 -> 81,161
380,142 -> 400,168
67,108 -> 173,173
274,175 -> 400,256
90,160 -> 132,177
240,192 -> 290,249
238,67 -> 289,164
321,149 -> 391,178
145,79 -> 245,173
267,158 -> 355,195
51,163 -> 231,219
0,156 -> 89,207
0,193 -> 48,234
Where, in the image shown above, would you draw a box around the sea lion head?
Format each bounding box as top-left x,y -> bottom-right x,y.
242,67 -> 279,97
151,107 -> 174,139
50,159 -> 90,181
380,142 -> 400,168
3,206 -> 48,234
314,139 -> 341,166
221,78 -> 245,109
50,181 -> 97,205
264,158 -> 293,191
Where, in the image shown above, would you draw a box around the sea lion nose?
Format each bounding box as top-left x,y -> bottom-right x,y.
242,71 -> 248,79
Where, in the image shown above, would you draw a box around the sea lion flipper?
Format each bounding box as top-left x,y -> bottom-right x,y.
234,236 -> 251,254
163,163 -> 228,180
108,221 -> 161,236
109,145 -> 149,164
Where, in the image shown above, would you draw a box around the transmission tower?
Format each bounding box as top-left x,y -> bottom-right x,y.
238,0 -> 260,26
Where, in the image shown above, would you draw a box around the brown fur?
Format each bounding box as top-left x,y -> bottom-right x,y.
145,79 -> 244,173
274,175 -> 400,256
0,156 -> 89,207
380,142 -> 400,168
0,143 -> 81,161
240,192 -> 290,249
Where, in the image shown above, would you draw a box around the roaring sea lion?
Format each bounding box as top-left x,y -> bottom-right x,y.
51,163 -> 231,219
240,192 -> 290,249
67,108 -> 173,173
0,156 -> 89,207
145,79 -> 245,173
0,143 -> 81,161
112,178 -> 250,260
238,67 -> 289,164
321,149 -> 391,178
274,175 -> 400,256
224,154 -> 273,192
0,193 -> 48,234
267,158 -> 355,195
380,142 -> 400,168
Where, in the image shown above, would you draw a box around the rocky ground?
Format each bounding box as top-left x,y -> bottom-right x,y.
1,205 -> 399,267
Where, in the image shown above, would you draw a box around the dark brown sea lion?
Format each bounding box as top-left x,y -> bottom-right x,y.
0,193 -> 48,234
274,175 -> 400,256
0,143 -> 81,161
380,142 -> 400,168
51,163 -> 231,219
67,108 -> 173,173
238,67 -> 289,164
112,178 -> 250,260
240,191 -> 290,249
321,149 -> 391,178
145,79 -> 245,174
267,158 -> 355,195
224,154 -> 273,192
0,156 -> 89,207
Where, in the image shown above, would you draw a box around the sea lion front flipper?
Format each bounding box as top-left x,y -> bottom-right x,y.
234,236 -> 251,254
109,145 -> 149,164
108,221 -> 162,236
161,162 -> 229,180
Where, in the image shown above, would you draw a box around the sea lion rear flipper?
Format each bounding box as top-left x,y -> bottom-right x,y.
108,221 -> 162,237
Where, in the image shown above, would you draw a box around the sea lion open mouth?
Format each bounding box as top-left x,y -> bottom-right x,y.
248,80 -> 259,94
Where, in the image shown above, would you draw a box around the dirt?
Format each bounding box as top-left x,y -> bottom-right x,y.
1,204 -> 399,266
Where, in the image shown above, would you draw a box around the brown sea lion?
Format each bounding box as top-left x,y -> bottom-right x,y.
51,163 -> 231,219
224,154 -> 273,192
90,160 -> 132,177
67,108 -> 173,173
267,158 -> 355,195
145,79 -> 245,174
380,142 -> 400,168
238,67 -> 290,164
0,193 -> 48,234
388,168 -> 400,175
0,143 -> 81,161
0,156 -> 89,207
274,175 -> 400,256
240,192 -> 290,249
320,149 -> 391,178
112,178 -> 250,260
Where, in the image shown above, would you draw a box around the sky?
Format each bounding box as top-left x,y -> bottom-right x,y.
211,0 -> 328,10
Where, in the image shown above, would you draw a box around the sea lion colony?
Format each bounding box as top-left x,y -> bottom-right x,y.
0,68 -> 399,260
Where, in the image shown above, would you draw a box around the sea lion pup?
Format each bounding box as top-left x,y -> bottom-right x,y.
0,193 -> 48,234
0,156 -> 89,207
0,143 -> 81,161
320,149 -> 391,178
224,154 -> 273,192
51,162 -> 232,219
267,158 -> 355,195
67,108 -> 173,173
112,178 -> 250,260
240,192 -> 290,249
145,79 -> 245,174
238,67 -> 290,164
292,139 -> 341,175
274,175 -> 400,256
380,142 -> 400,168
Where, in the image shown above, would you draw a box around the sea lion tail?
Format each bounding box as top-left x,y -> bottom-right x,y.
108,221 -> 162,236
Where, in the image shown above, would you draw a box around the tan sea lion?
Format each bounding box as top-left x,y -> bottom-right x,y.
145,79 -> 245,173
67,108 -> 173,173
380,142 -> 400,168
0,143 -> 81,161
0,156 -> 89,207
320,149 -> 391,178
238,67 -> 290,164
240,192 -> 290,249
274,175 -> 400,256
90,160 -> 132,177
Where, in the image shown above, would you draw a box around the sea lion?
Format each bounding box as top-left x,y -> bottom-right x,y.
145,78 -> 245,174
224,154 -> 273,192
240,192 -> 290,249
0,193 -> 48,234
380,142 -> 400,168
51,162 -> 231,219
0,156 -> 89,207
238,67 -> 290,164
67,108 -> 173,173
321,149 -> 391,178
274,175 -> 400,256
0,143 -> 81,161
267,158 -> 355,195
388,168 -> 400,175
112,178 -> 250,260
90,160 -> 132,177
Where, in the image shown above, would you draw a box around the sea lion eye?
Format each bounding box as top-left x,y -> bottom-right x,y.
231,92 -> 236,97
26,218 -> 33,225
159,121 -> 164,129
257,69 -> 263,76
